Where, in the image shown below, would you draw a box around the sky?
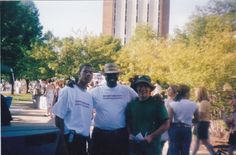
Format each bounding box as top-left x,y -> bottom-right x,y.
34,0 -> 210,38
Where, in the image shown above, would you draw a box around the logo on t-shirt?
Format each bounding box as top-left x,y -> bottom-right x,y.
75,100 -> 90,108
103,94 -> 123,100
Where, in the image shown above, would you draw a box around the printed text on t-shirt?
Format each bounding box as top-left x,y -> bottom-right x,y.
75,100 -> 90,108
103,95 -> 123,99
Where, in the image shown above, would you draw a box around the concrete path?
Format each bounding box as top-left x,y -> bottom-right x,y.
10,101 -> 55,125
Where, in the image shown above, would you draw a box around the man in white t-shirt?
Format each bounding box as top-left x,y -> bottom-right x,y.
52,64 -> 93,155
90,63 -> 138,155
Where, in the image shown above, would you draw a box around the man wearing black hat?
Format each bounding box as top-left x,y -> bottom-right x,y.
90,63 -> 138,155
125,75 -> 169,155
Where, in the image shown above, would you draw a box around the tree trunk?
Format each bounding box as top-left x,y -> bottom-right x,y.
11,82 -> 14,95
26,79 -> 30,93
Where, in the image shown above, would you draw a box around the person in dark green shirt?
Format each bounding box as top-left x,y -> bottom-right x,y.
125,75 -> 169,155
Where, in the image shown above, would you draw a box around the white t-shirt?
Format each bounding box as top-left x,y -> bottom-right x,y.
52,85 -> 93,136
169,99 -> 197,126
90,83 -> 138,130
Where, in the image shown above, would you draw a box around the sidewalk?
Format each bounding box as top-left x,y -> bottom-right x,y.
3,100 -> 59,155
162,141 -> 209,155
10,100 -> 55,125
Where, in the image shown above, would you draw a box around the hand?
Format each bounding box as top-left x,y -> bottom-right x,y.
152,94 -> 164,104
67,80 -> 76,88
129,134 -> 135,140
144,134 -> 153,144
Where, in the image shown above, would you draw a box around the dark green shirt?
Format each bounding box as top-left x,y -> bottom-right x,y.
125,96 -> 169,149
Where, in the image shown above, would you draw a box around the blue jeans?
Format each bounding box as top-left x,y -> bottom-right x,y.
168,125 -> 192,155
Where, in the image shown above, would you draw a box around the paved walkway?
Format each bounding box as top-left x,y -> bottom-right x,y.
10,100 -> 55,125
9,100 -> 211,155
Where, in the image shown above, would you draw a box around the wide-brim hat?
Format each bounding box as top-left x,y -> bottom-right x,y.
134,75 -> 155,91
104,63 -> 120,74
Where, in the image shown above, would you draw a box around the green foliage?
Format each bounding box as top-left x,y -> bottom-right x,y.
131,24 -> 158,42
16,31 -> 59,80
20,34 -> 121,79
1,1 -> 42,78
56,35 -> 121,78
2,0 -> 234,107
117,0 -> 236,92
82,35 -> 121,71
177,0 -> 236,46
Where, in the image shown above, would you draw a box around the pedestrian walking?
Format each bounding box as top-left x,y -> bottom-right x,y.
45,78 -> 55,117
191,87 -> 215,155
168,84 -> 198,155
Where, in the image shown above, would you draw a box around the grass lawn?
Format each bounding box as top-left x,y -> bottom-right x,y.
2,93 -> 32,104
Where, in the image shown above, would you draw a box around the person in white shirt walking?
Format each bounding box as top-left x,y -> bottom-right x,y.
90,63 -> 138,155
168,84 -> 198,155
45,78 -> 55,117
52,64 -> 93,155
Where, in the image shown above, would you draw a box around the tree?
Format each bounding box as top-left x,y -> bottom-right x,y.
16,31 -> 59,93
117,0 -> 235,119
174,0 -> 236,46
82,35 -> 121,71
171,0 -> 236,90
117,25 -> 165,82
117,1 -> 236,91
56,35 -> 121,78
1,1 -> 42,77
130,24 -> 158,42
56,37 -> 83,78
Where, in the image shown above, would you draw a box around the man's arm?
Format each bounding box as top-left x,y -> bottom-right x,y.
125,102 -> 133,139
168,107 -> 174,125
55,116 -> 65,133
144,119 -> 169,143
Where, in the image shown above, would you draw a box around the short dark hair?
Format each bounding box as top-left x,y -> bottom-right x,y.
47,78 -> 53,83
78,64 -> 92,74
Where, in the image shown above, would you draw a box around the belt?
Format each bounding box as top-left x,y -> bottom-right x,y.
75,134 -> 89,139
65,132 -> 89,143
94,127 -> 127,134
172,122 -> 191,128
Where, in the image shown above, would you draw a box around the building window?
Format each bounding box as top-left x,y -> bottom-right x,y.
124,0 -> 128,35
124,25 -> 126,34
113,0 -> 116,35
125,0 -> 127,22
157,0 -> 160,34
136,0 -> 138,23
